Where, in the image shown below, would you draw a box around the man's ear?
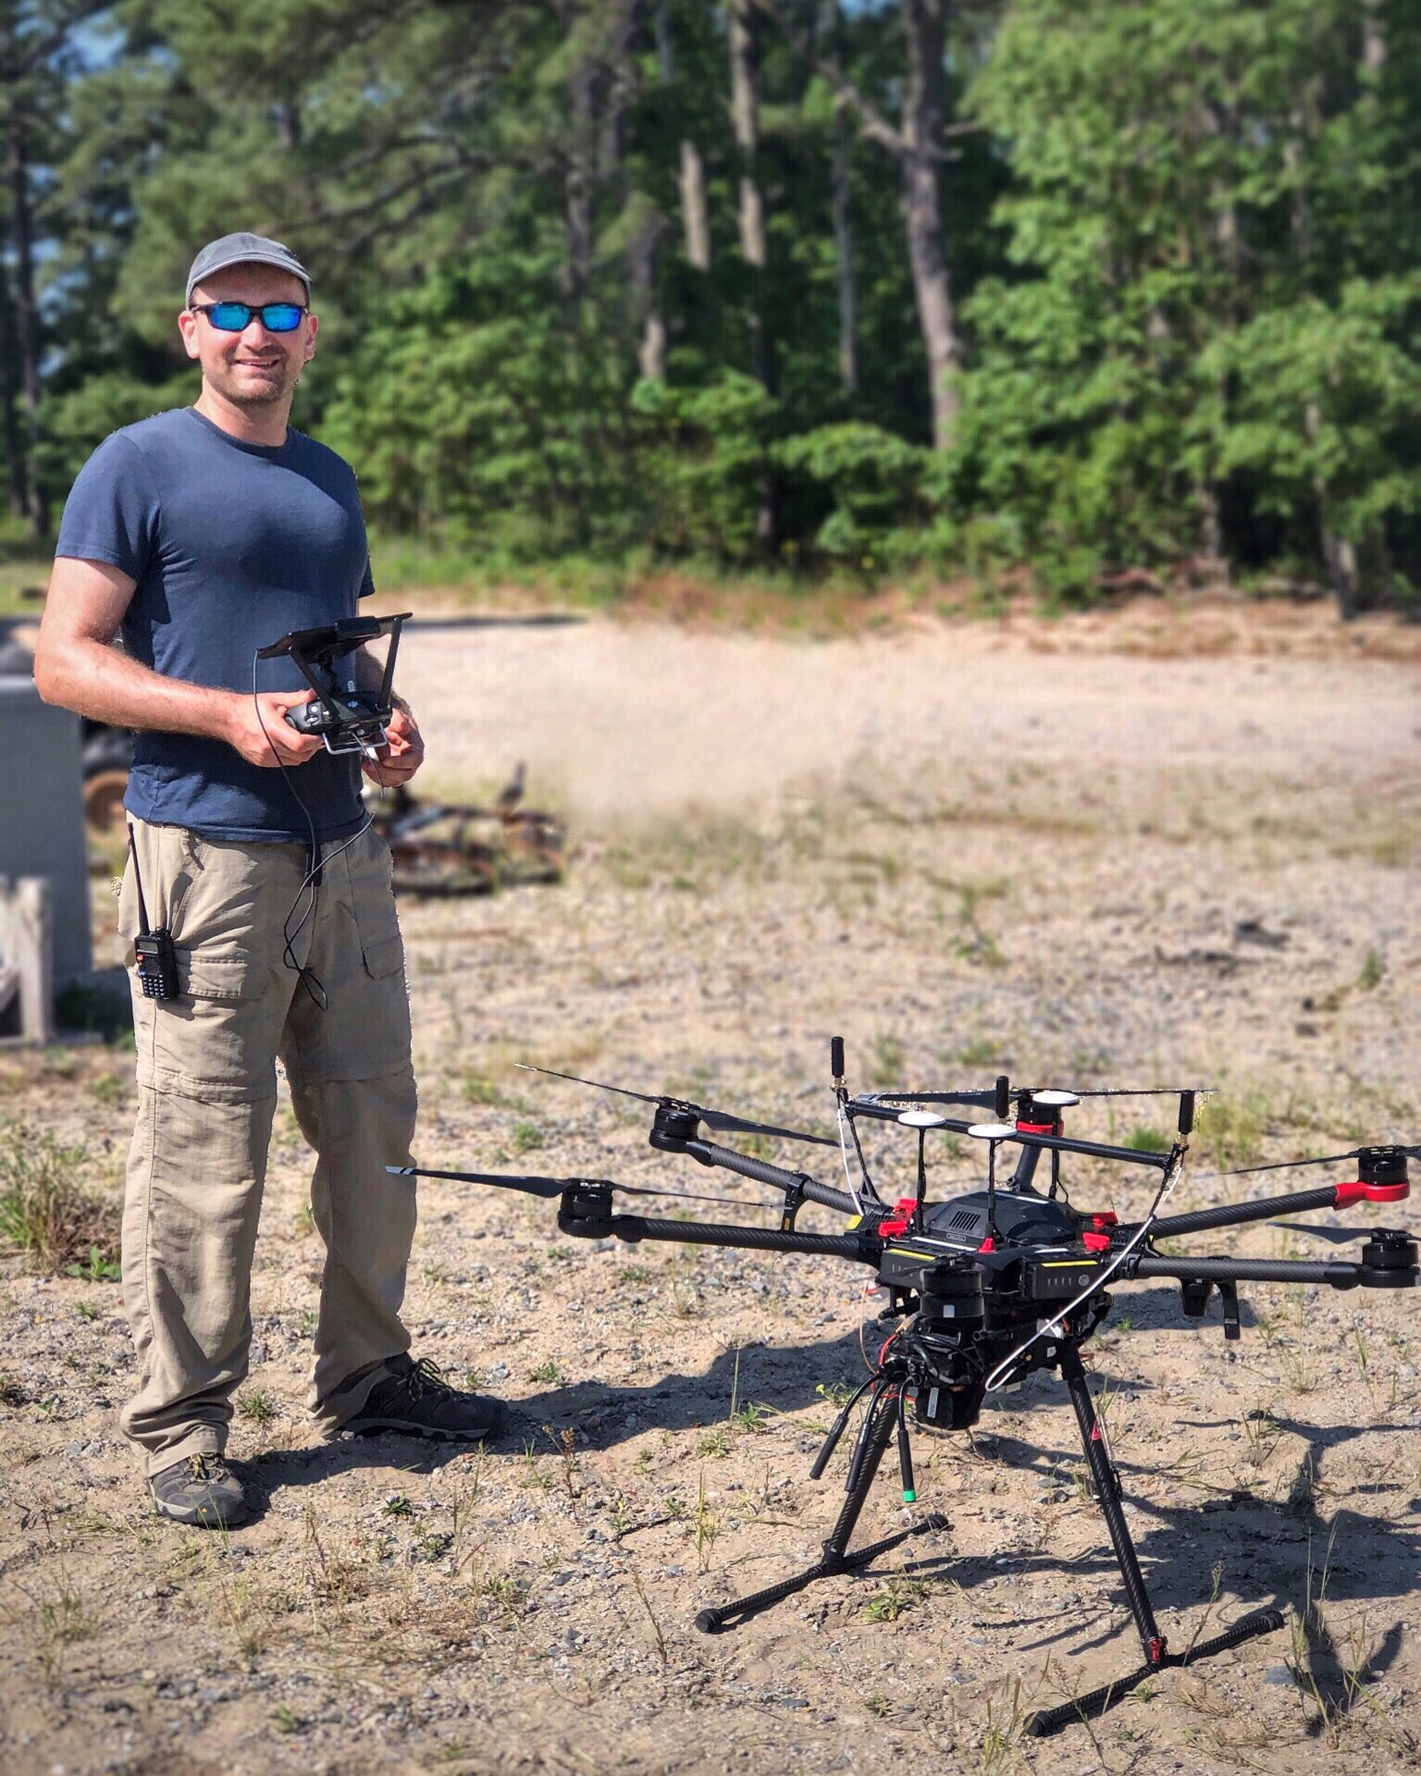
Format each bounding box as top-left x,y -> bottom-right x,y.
303,313 -> 319,363
177,309 -> 201,361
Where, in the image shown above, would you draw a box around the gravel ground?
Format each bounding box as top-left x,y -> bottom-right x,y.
1,601 -> 1419,1776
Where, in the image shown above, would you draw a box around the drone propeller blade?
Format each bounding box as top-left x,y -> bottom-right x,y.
515,1062 -> 664,1105
1267,1219 -> 1382,1246
855,1089 -> 1000,1110
1065,1086 -> 1215,1099
698,1107 -> 839,1148
517,1061 -> 837,1147
1221,1150 -> 1363,1177
386,1164 -> 573,1199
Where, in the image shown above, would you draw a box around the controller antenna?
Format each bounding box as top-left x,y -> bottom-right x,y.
831,1036 -> 845,1088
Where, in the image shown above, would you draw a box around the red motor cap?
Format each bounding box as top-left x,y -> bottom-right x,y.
1016,1119 -> 1058,1136
1082,1231 -> 1112,1253
1090,1212 -> 1119,1229
1335,1179 -> 1409,1207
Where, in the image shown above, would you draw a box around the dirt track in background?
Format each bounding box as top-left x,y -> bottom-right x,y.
2,605 -> 1419,1775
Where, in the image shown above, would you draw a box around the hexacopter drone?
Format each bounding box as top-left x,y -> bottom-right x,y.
391,1041 -> 1417,1735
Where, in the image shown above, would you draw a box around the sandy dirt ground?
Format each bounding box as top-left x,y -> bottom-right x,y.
1,602 -> 1420,1776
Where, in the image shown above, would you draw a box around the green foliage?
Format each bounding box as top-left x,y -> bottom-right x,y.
952,0 -> 1421,600
5,0 -> 1420,600
0,1125 -> 121,1276
322,255 -> 647,561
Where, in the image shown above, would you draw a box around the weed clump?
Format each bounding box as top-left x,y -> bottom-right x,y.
0,1123 -> 121,1275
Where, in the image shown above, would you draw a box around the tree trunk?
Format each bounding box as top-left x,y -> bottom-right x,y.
728,0 -> 776,542
565,52 -> 597,306
7,109 -> 45,536
728,0 -> 766,279
632,203 -> 670,377
601,0 -> 640,181
826,0 -> 858,393
1362,0 -> 1386,74
902,0 -> 960,449
678,138 -> 711,271
657,0 -> 710,271
0,273 -> 23,521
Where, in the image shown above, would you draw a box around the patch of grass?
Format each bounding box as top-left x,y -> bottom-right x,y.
1124,1125 -> 1171,1154
1193,1085 -> 1270,1170
528,1358 -> 562,1384
64,1244 -> 120,1283
1357,948 -> 1384,990
863,1575 -> 925,1623
0,1124 -> 121,1275
511,1119 -> 546,1154
89,1071 -> 129,1105
815,1379 -> 854,1410
238,1387 -> 279,1426
461,1071 -> 512,1108
695,1427 -> 732,1458
869,1030 -> 906,1089
692,1468 -> 720,1572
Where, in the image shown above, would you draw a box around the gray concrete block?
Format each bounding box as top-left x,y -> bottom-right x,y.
0,678 -> 93,987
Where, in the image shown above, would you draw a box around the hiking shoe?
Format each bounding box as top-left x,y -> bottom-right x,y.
149,1453 -> 248,1528
339,1354 -> 506,1442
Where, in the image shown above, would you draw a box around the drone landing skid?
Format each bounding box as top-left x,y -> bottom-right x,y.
695,1388 -> 947,1634
694,1336 -> 1285,1739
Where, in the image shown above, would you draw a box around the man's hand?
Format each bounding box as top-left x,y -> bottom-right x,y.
362,706 -> 425,787
226,690 -> 325,768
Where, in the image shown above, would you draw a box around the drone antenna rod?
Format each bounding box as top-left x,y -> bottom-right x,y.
831,1035 -> 845,1085
986,1139 -> 1001,1244
808,1374 -> 876,1481
843,1380 -> 887,1497
895,1388 -> 916,1504
914,1127 -> 928,1231
995,1074 -> 1010,1121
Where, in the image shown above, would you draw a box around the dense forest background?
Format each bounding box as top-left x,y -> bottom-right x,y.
2,0 -> 1419,607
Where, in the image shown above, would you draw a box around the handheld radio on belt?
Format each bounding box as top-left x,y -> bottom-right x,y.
127,823 -> 179,1000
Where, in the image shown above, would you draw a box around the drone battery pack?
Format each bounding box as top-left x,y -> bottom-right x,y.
1023,1257 -> 1106,1300
134,930 -> 179,1001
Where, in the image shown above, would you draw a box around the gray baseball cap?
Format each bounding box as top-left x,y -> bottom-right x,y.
185,232 -> 310,306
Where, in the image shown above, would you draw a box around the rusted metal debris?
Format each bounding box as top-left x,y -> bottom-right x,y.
364,767 -> 565,895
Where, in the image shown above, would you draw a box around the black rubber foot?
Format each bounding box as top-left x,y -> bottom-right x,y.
695,1609 -> 723,1634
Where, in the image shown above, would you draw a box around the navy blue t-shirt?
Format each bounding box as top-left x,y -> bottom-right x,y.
55,406 -> 376,841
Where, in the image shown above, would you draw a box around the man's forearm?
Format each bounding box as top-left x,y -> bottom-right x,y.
35,635 -> 239,743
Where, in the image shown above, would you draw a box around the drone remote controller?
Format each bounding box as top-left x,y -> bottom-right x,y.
257,612 -> 411,758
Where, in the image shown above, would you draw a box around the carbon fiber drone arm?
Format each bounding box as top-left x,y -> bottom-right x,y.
1126,1252 -> 1406,1290
556,1188 -> 878,1263
674,1136 -> 877,1223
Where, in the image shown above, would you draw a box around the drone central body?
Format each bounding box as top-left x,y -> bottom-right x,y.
391,1048 -> 1418,1737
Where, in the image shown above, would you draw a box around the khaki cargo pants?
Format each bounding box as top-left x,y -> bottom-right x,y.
118,818 -> 418,1475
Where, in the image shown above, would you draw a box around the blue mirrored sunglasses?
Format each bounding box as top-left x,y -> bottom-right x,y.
191,301 -> 308,333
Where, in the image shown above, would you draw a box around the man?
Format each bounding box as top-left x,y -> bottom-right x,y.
35,232 -> 504,1529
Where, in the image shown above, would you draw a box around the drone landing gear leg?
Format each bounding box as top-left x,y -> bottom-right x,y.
695,1389 -> 946,1634
1025,1340 -> 1284,1738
